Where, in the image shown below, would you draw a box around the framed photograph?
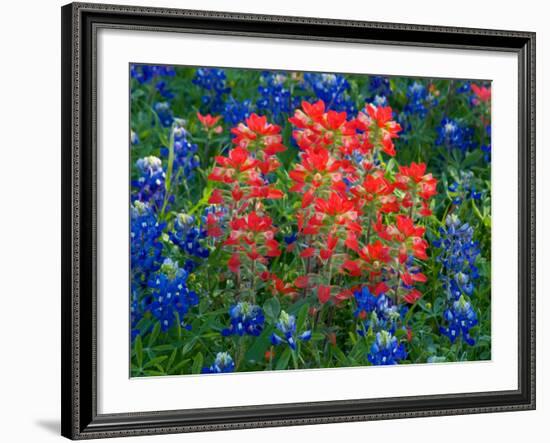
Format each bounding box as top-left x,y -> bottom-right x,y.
61,2 -> 536,439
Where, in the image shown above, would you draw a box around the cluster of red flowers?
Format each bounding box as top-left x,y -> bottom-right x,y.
207,114 -> 286,276
206,100 -> 438,307
208,114 -> 285,204
287,100 -> 437,306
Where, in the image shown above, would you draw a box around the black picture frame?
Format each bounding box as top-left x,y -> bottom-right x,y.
61,2 -> 536,439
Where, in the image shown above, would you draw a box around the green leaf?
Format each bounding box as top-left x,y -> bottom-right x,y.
395,328 -> 409,339
331,346 -> 348,365
275,348 -> 291,370
171,359 -> 191,374
144,356 -> 168,369
134,335 -> 143,368
311,332 -> 324,341
296,304 -> 309,332
165,348 -> 178,372
152,344 -> 175,352
245,328 -> 272,362
181,340 -> 195,358
385,157 -> 397,174
143,370 -> 165,376
192,352 -> 204,374
148,321 -> 161,347
462,149 -> 484,168
263,297 -> 281,322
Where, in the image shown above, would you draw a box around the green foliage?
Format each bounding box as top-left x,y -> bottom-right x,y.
130,66 -> 491,375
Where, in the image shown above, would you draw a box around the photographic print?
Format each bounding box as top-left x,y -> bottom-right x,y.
129,65 -> 492,377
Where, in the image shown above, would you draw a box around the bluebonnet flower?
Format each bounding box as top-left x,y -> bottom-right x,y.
284,232 -> 297,246
396,81 -> 438,135
371,95 -> 389,107
221,302 -> 265,337
364,76 -> 391,108
434,214 -> 481,345
202,352 -> 235,374
404,81 -> 438,118
482,124 -> 491,162
368,330 -> 407,365
368,76 -> 391,101
299,72 -> 356,114
160,119 -> 200,180
404,82 -> 428,116
130,64 -> 176,99
147,258 -> 199,332
130,201 -> 166,284
434,214 -> 481,299
130,201 -> 167,338
456,80 -> 471,94
130,130 -> 139,145
354,286 -> 378,311
256,71 -> 292,122
153,101 -> 174,127
132,156 -> 166,210
440,295 -> 478,345
271,311 -> 311,350
154,80 -> 174,100
436,118 -> 476,153
222,97 -> 254,126
192,68 -> 231,114
131,64 -> 176,84
448,170 -> 483,205
169,213 -> 209,262
354,287 -> 404,335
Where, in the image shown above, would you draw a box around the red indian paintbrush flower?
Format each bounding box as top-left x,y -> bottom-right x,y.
289,147 -> 343,193
197,112 -> 223,133
395,162 -> 438,203
314,192 -> 357,221
289,100 -> 357,155
208,147 -> 259,184
288,99 -> 326,129
471,83 -> 491,103
354,103 -> 402,156
350,172 -> 395,212
223,211 -> 281,274
231,113 -> 287,157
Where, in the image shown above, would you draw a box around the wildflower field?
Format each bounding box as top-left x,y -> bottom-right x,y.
130,65 -> 491,376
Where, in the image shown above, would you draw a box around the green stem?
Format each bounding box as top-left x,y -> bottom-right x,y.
291,349 -> 299,370
443,79 -> 456,117
394,269 -> 401,305
204,137 -> 210,164
471,199 -> 484,223
236,337 -> 246,370
250,260 -> 257,304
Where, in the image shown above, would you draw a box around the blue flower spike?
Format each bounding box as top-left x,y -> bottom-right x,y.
270,311 -> 311,351
368,330 -> 407,365
222,302 -> 265,337
435,214 -> 481,346
202,352 -> 235,374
